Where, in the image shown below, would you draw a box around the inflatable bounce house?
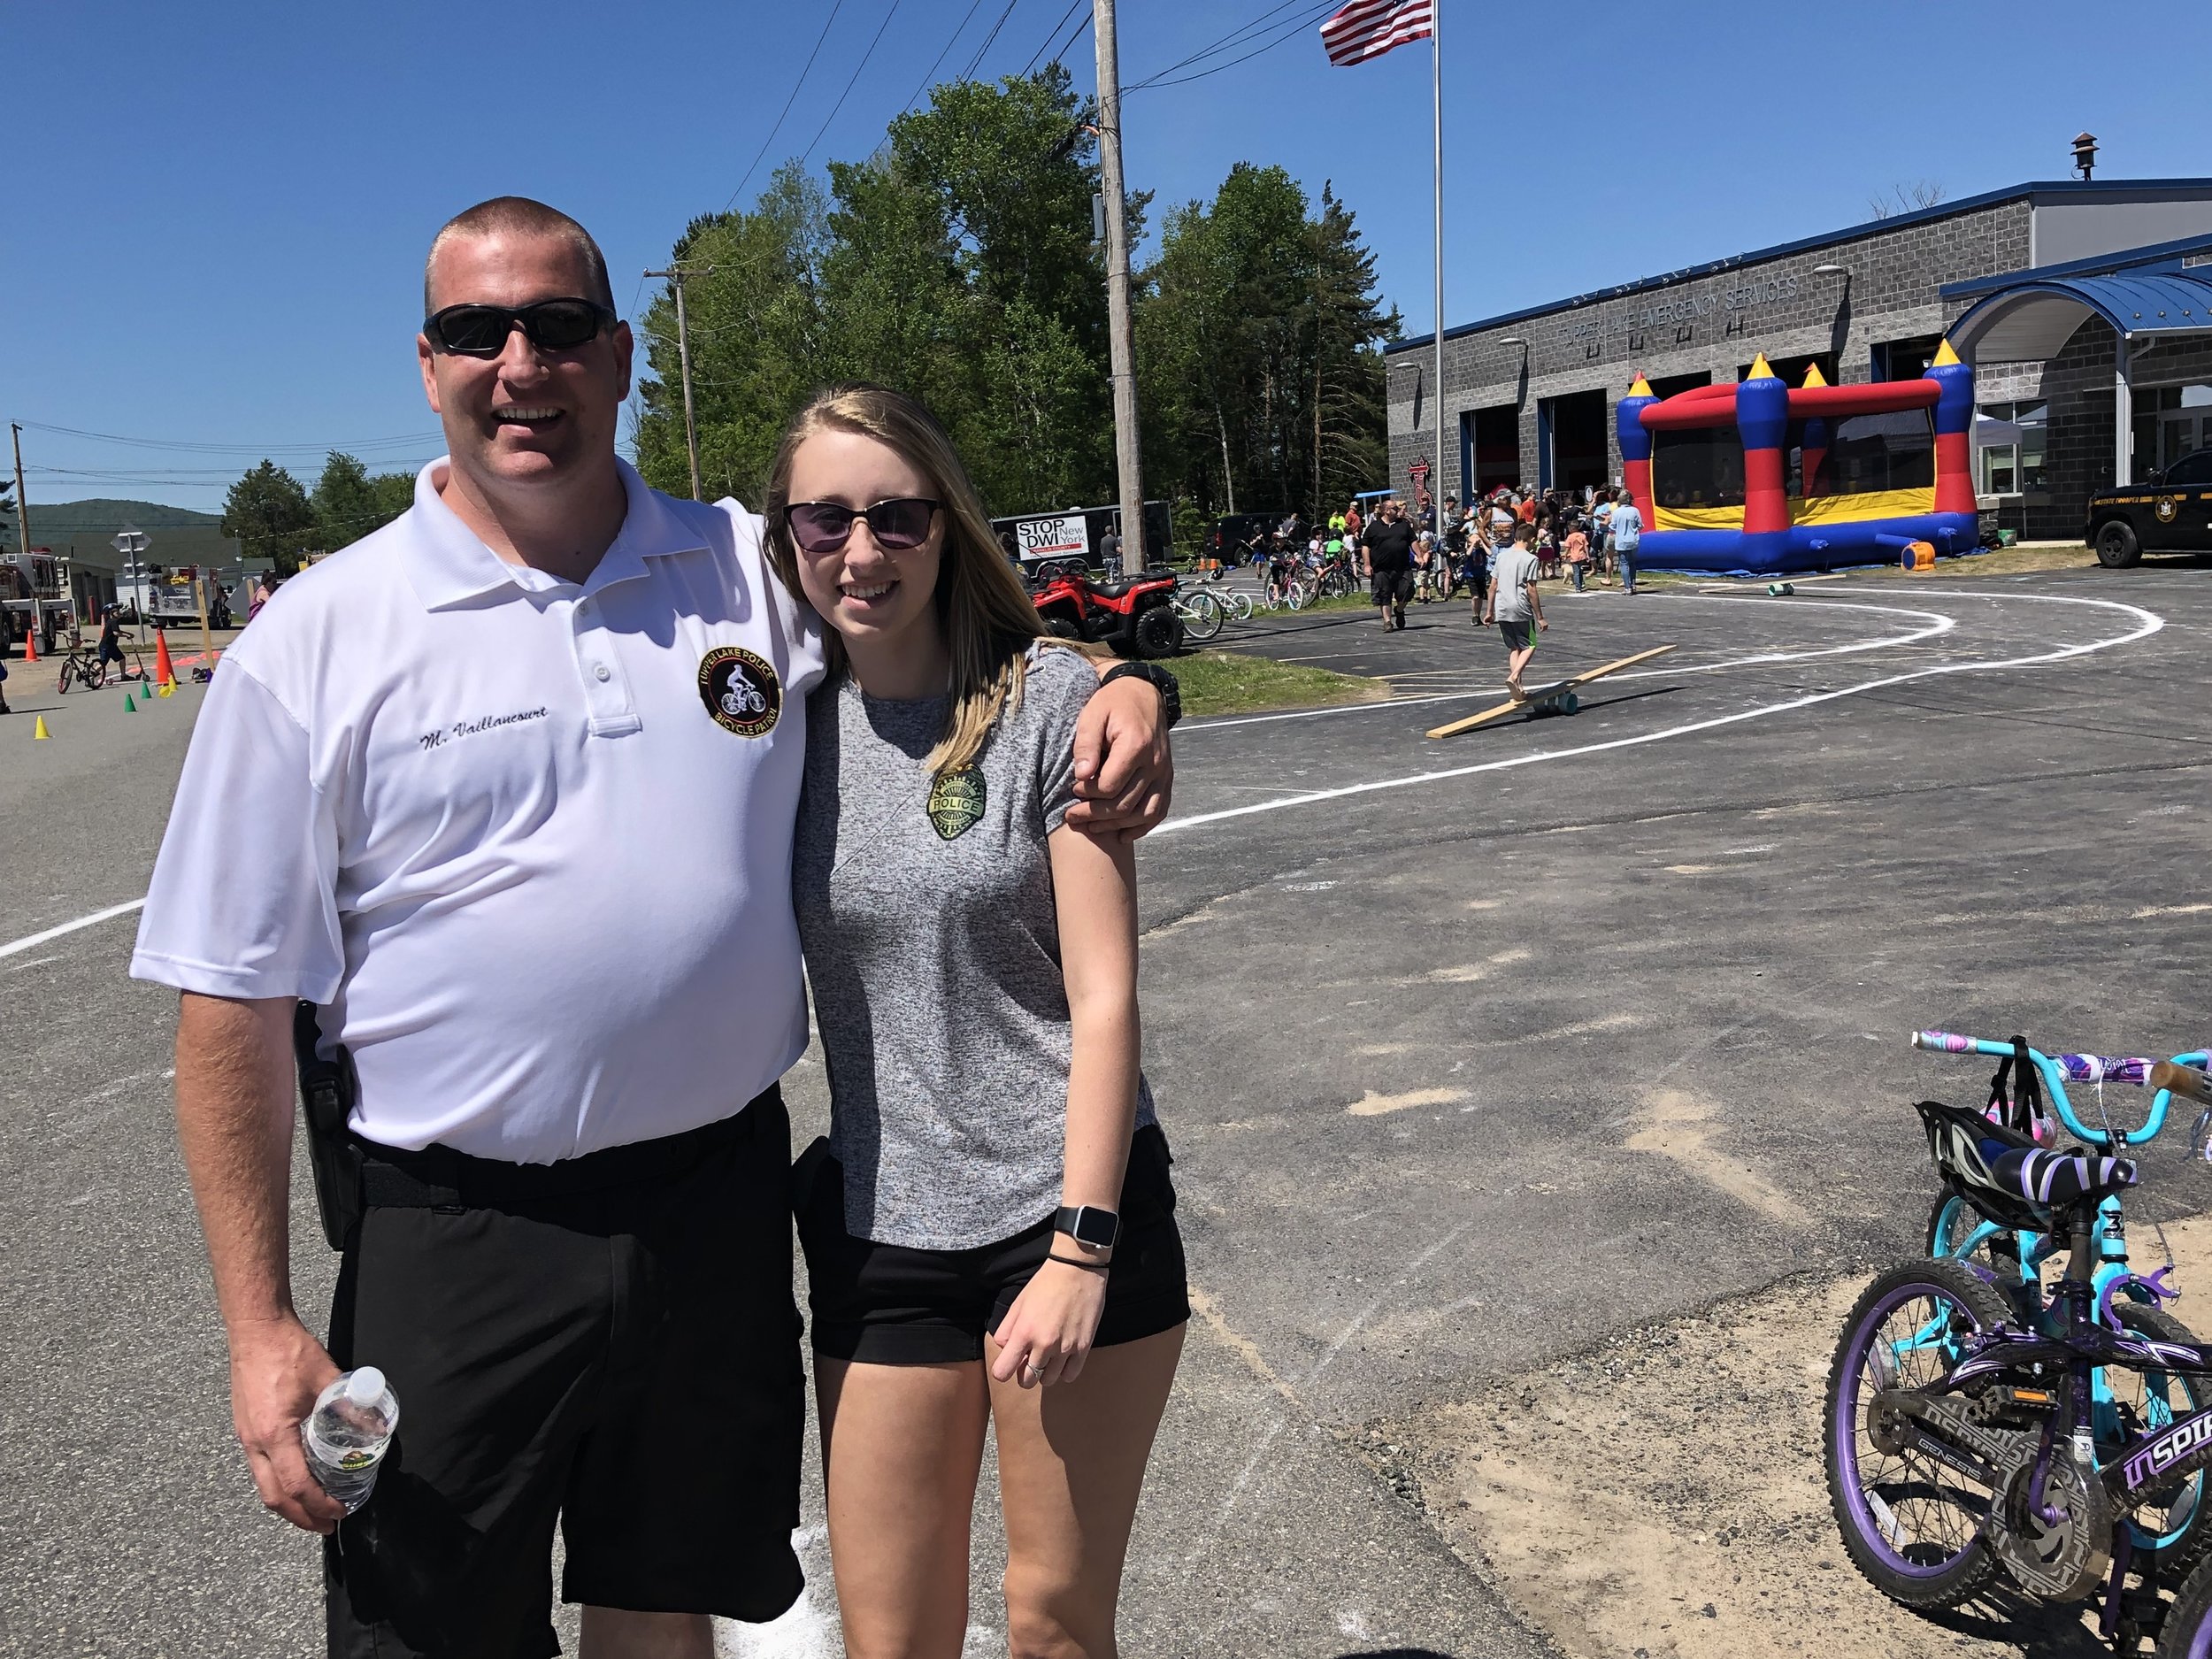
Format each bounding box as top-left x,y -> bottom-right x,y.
1615,342 -> 1977,575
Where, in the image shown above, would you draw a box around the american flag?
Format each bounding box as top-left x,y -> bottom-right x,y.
1319,0 -> 1434,65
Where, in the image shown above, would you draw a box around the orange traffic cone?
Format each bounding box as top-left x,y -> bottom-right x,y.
152,629 -> 174,687
20,626 -> 37,664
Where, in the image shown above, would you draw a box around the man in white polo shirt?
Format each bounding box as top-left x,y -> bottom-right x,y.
131,197 -> 1174,1659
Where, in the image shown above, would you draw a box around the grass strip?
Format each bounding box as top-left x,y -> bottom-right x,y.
1174,649 -> 1389,718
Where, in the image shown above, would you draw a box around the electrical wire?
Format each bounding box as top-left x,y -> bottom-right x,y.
1127,4 -> 1335,91
723,0 -> 846,212
898,0 -> 990,116
19,422 -> 441,457
958,0 -> 1025,79
1125,0 -> 1334,91
799,0 -> 908,167
1021,0 -> 1086,75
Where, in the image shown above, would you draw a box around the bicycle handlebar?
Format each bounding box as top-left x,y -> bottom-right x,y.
1909,1030 -> 2212,1148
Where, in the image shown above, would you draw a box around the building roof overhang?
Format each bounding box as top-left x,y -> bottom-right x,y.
1942,230 -> 2212,361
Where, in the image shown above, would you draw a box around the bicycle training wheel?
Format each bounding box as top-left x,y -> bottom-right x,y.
1823,1258 -> 2006,1609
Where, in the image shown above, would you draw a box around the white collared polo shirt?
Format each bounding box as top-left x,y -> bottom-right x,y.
131,458 -> 826,1163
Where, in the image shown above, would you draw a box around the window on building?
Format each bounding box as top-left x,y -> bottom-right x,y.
1826,408 -> 1934,495
2142,383 -> 2212,475
1975,401 -> 2048,496
1649,426 -> 1745,510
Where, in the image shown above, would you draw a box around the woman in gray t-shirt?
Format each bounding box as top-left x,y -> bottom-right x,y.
763,384 -> 1187,1655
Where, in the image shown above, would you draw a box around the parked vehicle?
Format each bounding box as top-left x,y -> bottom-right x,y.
2085,449 -> 2212,566
1026,563 -> 1185,658
992,501 -> 1176,574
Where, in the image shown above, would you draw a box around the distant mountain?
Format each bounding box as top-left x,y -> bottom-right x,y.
25,498 -> 224,534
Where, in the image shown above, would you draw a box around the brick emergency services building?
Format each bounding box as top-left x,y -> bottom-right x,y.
1386,179 -> 2212,541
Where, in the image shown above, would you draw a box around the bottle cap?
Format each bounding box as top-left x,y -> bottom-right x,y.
346,1367 -> 386,1406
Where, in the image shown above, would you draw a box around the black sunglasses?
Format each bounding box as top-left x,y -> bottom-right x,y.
422,298 -> 617,357
783,497 -> 941,555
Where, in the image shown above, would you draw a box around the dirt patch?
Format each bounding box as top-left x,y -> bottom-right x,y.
1375,1217 -> 2212,1658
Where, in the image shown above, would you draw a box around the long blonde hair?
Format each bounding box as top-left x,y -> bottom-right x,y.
763,384 -> 1048,777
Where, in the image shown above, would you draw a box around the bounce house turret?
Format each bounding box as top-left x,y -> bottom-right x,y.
1798,363 -> 1832,501
1736,354 -> 1791,565
1616,373 -> 1657,525
1928,338 -> 1976,518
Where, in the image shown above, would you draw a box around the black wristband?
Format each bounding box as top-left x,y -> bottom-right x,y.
1099,661 -> 1180,729
1047,1252 -> 1112,1273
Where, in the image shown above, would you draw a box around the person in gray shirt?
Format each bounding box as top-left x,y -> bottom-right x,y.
766,384 -> 1187,1658
1482,520 -> 1548,699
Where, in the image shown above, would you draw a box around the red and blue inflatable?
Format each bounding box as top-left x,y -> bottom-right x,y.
1616,342 -> 1977,574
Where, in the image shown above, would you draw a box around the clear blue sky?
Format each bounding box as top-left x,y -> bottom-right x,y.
9,0 -> 2199,515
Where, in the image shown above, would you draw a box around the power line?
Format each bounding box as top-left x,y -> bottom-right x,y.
1021,0 -> 1086,75
1125,0 -> 1332,91
1128,3 -> 1334,90
1047,4 -> 1093,68
800,0 -> 908,167
19,422 -> 441,457
959,0 -> 1025,79
723,0 -> 846,213
899,0 -> 989,116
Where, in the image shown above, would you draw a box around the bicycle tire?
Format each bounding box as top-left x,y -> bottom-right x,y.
1824,1258 -> 2008,1609
56,662 -> 73,694
2108,1301 -> 2212,1574
85,658 -> 105,690
1223,590 -> 1253,621
2163,1548 -> 2212,1657
1176,592 -> 1224,642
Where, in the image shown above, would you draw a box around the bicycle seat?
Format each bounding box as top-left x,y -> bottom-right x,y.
1915,1100 -> 2138,1227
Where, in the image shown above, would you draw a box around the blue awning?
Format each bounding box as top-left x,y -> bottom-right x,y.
1949,268 -> 2212,362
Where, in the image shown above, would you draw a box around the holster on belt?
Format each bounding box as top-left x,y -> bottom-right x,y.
294,1000 -> 364,1251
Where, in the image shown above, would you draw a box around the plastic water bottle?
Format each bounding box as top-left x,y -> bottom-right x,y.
302,1367 -> 400,1512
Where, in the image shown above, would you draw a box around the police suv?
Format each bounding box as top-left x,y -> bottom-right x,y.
2086,449 -> 2212,566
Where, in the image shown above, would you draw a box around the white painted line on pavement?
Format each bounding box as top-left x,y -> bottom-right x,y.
1157,592 -> 2163,833
1181,595 -> 1956,733
0,898 -> 147,961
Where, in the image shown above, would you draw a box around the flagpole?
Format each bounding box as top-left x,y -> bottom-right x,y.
1431,0 -> 1446,517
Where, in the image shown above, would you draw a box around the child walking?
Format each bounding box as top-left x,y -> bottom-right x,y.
1481,521 -> 1548,699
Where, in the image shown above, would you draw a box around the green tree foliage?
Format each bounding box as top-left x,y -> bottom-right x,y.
1137,166 -> 1397,522
635,70 -> 1123,516
221,461 -> 318,573
637,80 -> 1396,538
311,451 -> 413,552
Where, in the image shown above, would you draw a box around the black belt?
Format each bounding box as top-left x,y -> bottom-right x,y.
358,1085 -> 781,1209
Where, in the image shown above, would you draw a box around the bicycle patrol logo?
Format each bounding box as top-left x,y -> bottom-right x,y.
697,646 -> 781,738
926,767 -> 987,840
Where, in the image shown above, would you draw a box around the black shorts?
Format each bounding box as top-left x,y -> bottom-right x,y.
324,1092 -> 805,1658
1371,567 -> 1414,605
797,1124 -> 1191,1365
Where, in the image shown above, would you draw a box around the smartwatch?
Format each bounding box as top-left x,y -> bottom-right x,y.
1098,661 -> 1180,729
1054,1204 -> 1121,1249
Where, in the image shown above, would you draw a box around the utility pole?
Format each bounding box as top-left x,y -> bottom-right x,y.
9,425 -> 29,565
642,265 -> 712,501
1092,0 -> 1145,566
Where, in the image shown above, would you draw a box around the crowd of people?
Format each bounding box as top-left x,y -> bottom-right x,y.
1247,482 -> 1647,628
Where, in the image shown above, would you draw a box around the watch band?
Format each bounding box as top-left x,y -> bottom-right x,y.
1098,661 -> 1180,729
1054,1203 -> 1121,1248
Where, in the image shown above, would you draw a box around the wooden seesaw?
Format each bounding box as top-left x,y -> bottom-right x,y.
1425,644 -> 1678,739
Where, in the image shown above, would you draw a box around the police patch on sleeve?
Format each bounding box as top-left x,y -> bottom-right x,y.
926,767 -> 987,840
697,646 -> 781,737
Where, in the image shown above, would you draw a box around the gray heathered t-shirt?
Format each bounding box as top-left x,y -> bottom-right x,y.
793,645 -> 1157,1249
1490,546 -> 1540,621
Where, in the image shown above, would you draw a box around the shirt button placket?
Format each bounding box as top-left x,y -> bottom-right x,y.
572,595 -> 640,736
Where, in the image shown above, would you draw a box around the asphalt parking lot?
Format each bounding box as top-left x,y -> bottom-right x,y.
6,562 -> 2212,1657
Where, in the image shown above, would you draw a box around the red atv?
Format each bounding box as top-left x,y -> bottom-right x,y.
1026,560 -> 1185,658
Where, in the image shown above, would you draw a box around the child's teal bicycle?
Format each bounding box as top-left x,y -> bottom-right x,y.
1912,1029 -> 2212,1571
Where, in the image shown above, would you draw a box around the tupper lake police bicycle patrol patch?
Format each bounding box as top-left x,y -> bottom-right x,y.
926,768 -> 987,840
697,646 -> 781,737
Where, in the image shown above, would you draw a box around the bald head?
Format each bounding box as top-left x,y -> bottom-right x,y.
424,196 -> 613,317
